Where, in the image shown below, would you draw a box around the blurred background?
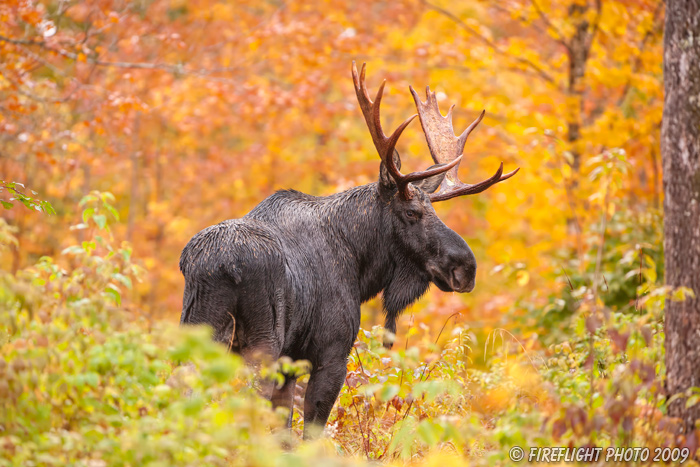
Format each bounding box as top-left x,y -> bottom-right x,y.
0,0 -> 663,353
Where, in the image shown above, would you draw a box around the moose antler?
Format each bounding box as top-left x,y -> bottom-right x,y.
409,86 -> 519,202
352,62 -> 462,199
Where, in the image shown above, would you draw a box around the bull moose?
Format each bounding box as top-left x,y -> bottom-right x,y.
179,62 -> 518,438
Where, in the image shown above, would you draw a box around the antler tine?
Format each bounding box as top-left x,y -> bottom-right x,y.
351,61 -> 460,199
409,85 -> 519,202
352,61 -> 407,168
429,165 -> 520,202
457,110 -> 485,148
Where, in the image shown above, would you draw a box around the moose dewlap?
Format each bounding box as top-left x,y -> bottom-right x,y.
179,62 -> 518,439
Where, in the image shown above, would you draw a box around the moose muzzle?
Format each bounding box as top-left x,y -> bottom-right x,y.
427,243 -> 477,294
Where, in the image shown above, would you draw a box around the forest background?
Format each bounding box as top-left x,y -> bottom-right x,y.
1,0 -> 685,465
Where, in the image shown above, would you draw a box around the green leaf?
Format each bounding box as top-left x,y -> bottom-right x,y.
388,417 -> 417,460
412,380 -> 443,403
113,273 -> 132,289
417,420 -> 440,446
120,248 -> 132,262
379,384 -> 400,402
93,214 -> 107,230
101,192 -> 116,203
41,200 -> 56,215
104,286 -> 121,306
82,207 -> 95,223
1,200 -> 13,209
80,194 -> 97,207
104,202 -> 120,221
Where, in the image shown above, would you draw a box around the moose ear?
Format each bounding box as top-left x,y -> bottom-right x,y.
378,150 -> 402,199
411,164 -> 447,194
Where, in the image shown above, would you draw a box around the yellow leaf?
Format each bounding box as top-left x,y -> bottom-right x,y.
516,270 -> 530,286
561,163 -> 572,179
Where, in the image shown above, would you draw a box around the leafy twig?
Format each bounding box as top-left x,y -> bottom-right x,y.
0,181 -> 55,214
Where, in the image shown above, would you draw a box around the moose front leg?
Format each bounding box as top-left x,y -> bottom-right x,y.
302,359 -> 347,439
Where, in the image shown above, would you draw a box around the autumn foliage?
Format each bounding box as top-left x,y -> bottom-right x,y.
2,0 -> 692,465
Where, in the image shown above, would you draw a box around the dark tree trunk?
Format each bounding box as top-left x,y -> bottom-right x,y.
564,1 -> 600,240
566,2 -> 591,178
663,0 -> 700,434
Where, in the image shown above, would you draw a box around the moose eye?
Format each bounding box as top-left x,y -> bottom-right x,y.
405,209 -> 416,219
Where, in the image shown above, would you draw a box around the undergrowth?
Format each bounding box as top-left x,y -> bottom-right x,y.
0,190 -> 697,466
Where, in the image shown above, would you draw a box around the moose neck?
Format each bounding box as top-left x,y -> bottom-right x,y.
321,183 -> 399,302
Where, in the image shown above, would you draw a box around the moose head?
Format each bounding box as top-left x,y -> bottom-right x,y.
352,62 -> 519,299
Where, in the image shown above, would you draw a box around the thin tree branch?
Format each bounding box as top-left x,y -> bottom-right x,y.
427,63 -> 559,92
530,0 -> 570,49
488,2 -> 550,39
0,34 -> 240,83
615,0 -> 664,107
0,35 -> 43,47
484,0 -> 572,63
583,0 -> 662,124
0,71 -> 77,104
421,0 -> 560,88
584,0 -> 603,55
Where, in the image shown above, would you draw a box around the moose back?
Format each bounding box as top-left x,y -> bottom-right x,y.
179,63 -> 518,438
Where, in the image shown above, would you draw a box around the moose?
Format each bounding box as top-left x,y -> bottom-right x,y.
179,62 -> 518,438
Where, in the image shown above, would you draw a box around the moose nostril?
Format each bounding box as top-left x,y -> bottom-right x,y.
451,266 -> 476,292
451,268 -> 465,287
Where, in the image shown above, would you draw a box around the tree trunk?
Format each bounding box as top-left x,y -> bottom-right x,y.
566,2 -> 590,179
663,0 -> 700,434
564,1 -> 600,241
